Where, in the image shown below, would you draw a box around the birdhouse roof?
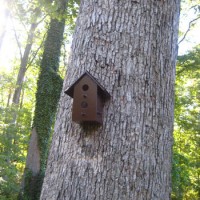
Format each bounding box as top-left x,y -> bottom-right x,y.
64,71 -> 110,99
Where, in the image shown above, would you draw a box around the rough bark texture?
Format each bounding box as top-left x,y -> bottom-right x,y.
41,0 -> 180,199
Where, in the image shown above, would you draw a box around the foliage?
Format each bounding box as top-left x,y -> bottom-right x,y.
19,169 -> 45,200
34,69 -> 63,170
0,103 -> 35,199
172,45 -> 200,199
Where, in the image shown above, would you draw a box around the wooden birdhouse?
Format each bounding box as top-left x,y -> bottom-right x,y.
65,71 -> 110,125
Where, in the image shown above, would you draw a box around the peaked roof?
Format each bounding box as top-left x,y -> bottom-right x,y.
64,71 -> 110,99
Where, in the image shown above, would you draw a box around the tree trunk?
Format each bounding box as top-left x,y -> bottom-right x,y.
41,1 -> 180,199
12,23 -> 37,106
6,88 -> 12,107
20,17 -> 65,200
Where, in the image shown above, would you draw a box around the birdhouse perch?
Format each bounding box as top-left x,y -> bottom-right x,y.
65,71 -> 110,125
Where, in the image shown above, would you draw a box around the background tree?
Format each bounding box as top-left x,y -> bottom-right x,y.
8,0 -> 45,109
19,4 -> 66,200
19,0 -> 79,199
40,0 -> 180,199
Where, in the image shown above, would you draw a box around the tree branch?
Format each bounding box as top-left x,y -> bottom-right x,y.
178,16 -> 200,44
26,31 -> 47,70
36,15 -> 48,26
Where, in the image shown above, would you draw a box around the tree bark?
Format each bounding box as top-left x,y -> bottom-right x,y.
41,0 -> 180,199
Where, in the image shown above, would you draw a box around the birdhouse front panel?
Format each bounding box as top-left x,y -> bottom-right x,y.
65,71 -> 111,125
72,75 -> 98,123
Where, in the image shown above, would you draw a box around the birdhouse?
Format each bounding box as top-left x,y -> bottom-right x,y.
65,71 -> 110,125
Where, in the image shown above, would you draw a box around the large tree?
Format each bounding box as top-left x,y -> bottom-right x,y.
41,0 -> 181,199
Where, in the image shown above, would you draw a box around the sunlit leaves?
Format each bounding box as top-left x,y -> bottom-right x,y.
0,64 -> 37,199
173,45 -> 200,199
